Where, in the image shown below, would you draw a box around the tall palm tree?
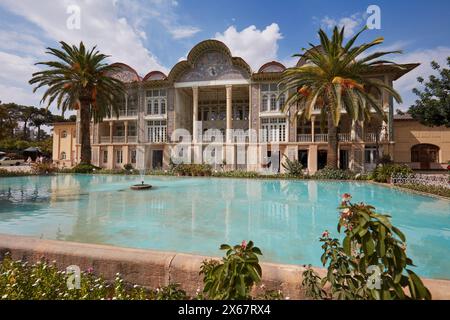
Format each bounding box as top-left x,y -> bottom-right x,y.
280,26 -> 403,168
29,41 -> 125,165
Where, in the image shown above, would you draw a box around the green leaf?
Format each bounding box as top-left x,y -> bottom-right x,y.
343,236 -> 351,256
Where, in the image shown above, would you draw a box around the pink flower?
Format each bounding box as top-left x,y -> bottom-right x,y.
342,193 -> 352,202
241,240 -> 247,249
87,267 -> 94,274
341,208 -> 352,219
322,230 -> 330,238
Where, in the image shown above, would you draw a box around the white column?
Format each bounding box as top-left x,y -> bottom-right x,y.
351,120 -> 356,141
311,116 -> 315,143
109,121 -> 113,144
124,121 -> 128,144
226,85 -> 232,143
192,86 -> 199,143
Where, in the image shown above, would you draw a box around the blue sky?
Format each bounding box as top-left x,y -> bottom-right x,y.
0,0 -> 449,112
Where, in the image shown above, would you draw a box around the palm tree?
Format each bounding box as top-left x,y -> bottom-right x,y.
280,26 -> 403,168
29,41 -> 125,165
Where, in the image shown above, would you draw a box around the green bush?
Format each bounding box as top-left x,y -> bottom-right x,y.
282,157 -> 304,177
174,164 -> 212,176
371,164 -> 413,183
71,164 -> 101,174
200,241 -> 262,300
313,166 -> 355,180
123,163 -> 133,171
0,168 -> 32,177
302,193 -> 431,300
31,163 -> 57,175
397,183 -> 450,198
0,253 -> 186,300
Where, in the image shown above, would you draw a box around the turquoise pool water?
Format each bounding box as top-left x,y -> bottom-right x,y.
0,175 -> 449,279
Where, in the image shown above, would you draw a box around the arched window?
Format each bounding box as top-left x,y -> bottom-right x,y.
60,152 -> 66,160
270,94 -> 277,111
153,99 -> 159,114
61,130 -> 67,138
279,94 -> 286,110
262,95 -> 268,112
160,99 -> 166,114
411,144 -> 439,163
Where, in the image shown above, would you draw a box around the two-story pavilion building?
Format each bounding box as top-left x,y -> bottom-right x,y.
53,39 -> 422,173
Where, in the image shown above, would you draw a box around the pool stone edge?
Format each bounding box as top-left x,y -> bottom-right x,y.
0,233 -> 449,300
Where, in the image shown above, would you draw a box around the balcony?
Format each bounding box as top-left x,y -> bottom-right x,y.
338,133 -> 351,142
127,136 -> 138,143
297,134 -> 312,142
112,136 -> 125,143
100,136 -> 136,144
314,134 -> 328,142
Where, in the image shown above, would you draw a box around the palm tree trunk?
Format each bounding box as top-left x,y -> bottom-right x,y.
79,100 -> 91,165
326,113 -> 338,168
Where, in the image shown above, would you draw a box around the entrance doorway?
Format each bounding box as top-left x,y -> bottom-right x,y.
339,149 -> 349,170
152,150 -> 163,169
298,150 -> 308,169
267,150 -> 280,173
317,150 -> 327,170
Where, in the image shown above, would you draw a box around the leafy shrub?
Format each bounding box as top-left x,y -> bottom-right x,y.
123,163 -> 133,171
313,166 -> 355,180
153,284 -> 188,300
212,170 -> 260,179
31,162 -> 57,175
397,183 -> 450,198
302,194 -> 431,300
0,168 -> 32,177
174,164 -> 212,176
200,241 -> 262,300
0,253 -> 187,300
372,164 -> 413,183
282,157 -> 304,177
376,154 -> 393,166
72,164 -> 101,174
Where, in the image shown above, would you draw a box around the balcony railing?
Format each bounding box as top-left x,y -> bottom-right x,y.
100,136 -> 110,144
297,134 -> 312,142
338,133 -> 351,142
314,134 -> 328,142
112,136 -> 125,143
127,136 -> 137,143
118,109 -> 138,117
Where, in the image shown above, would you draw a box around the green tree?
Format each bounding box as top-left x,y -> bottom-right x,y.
19,106 -> 38,139
0,103 -> 21,139
409,58 -> 450,127
29,41 -> 125,164
30,108 -> 53,141
280,27 -> 402,168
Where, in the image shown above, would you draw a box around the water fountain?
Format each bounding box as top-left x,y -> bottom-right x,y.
131,148 -> 152,190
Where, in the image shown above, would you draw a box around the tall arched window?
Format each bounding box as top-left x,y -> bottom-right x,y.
262,95 -> 268,112
60,152 -> 66,160
161,99 -> 166,114
153,99 -> 159,114
270,94 -> 277,111
279,94 -> 286,110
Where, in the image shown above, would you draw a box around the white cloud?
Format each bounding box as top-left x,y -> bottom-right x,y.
319,13 -> 364,38
215,23 -> 283,70
392,46 -> 450,111
0,52 -> 40,106
0,0 -> 167,74
169,26 -> 201,39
